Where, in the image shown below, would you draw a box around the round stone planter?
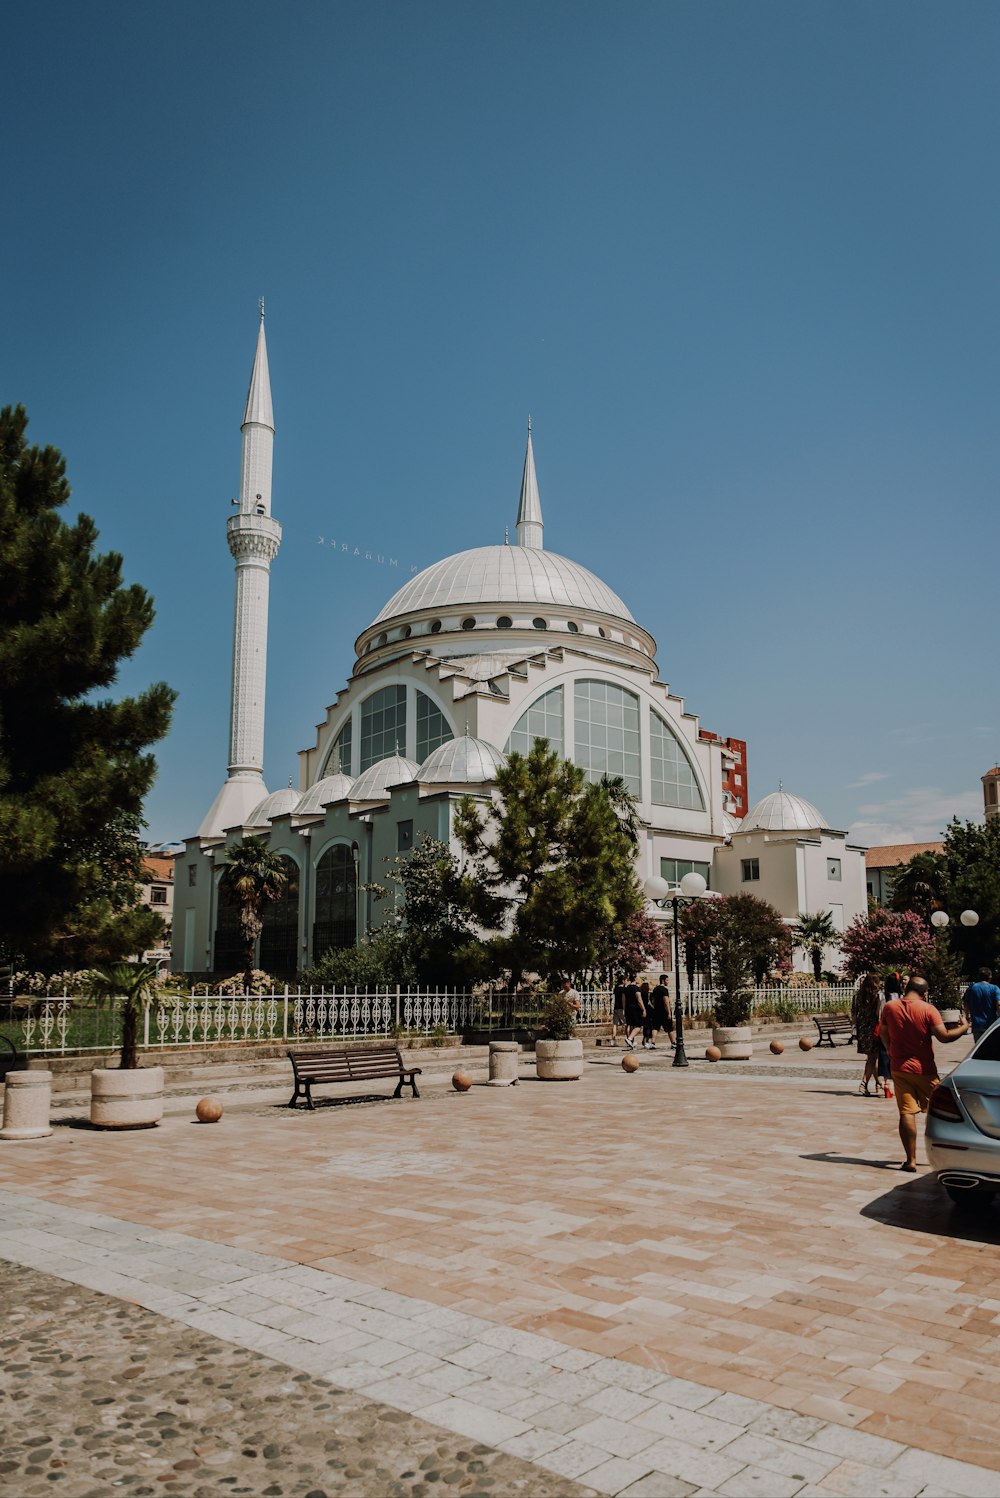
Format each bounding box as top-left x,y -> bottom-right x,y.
711,1025 -> 753,1061
940,1008 -> 963,1031
535,1037 -> 584,1081
1,1070 -> 53,1140
90,1066 -> 165,1129
488,1040 -> 520,1086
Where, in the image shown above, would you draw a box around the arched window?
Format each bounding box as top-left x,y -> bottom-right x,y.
650,711 -> 705,810
213,877 -> 243,975
506,686 -> 564,757
416,691 -> 453,762
313,845 -> 357,956
260,856 -> 300,974
360,685 -> 406,770
324,718 -> 353,777
574,680 -> 640,795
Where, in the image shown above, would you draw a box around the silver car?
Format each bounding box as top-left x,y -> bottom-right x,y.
926,1019 -> 1000,1208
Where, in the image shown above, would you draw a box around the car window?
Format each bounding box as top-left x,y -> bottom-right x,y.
973,1025 -> 1000,1062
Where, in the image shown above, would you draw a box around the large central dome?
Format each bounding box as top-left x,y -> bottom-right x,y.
373,545 -> 634,626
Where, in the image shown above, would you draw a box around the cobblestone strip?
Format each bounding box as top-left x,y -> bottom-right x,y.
1,1262 -> 595,1498
0,1190 -> 990,1498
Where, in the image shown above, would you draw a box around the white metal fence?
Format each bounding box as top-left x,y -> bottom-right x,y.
8,985 -> 615,1057
3,982 -> 874,1057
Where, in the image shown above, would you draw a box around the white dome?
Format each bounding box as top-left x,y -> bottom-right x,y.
351,753 -> 420,802
722,810 -> 741,841
418,735 -> 506,785
297,773 -> 355,814
246,786 -> 301,825
741,790 -> 827,832
372,546 -> 634,626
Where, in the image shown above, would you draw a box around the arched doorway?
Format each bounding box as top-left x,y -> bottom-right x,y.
313,844 -> 357,958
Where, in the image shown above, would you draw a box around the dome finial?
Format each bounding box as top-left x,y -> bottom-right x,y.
259,295 -> 265,322
516,418 -> 543,549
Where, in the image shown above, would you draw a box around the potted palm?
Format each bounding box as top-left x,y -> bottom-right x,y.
711,936 -> 753,1060
87,962 -> 165,1128
534,991 -> 584,1080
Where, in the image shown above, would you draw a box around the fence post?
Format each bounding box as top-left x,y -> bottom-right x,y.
283,986 -> 289,1040
143,1004 -> 150,1049
395,985 -> 401,1029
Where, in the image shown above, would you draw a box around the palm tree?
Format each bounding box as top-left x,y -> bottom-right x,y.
85,961 -> 159,1070
793,910 -> 839,981
888,850 -> 945,924
599,774 -> 639,847
219,837 -> 289,992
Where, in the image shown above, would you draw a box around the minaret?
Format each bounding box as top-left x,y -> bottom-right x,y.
515,416 -> 544,549
198,304 -> 283,838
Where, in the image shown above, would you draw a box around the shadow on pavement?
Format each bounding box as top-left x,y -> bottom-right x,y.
860,1174 -> 1000,1245
801,1150 -> 901,1171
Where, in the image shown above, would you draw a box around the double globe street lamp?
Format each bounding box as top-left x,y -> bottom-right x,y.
643,870 -> 713,1069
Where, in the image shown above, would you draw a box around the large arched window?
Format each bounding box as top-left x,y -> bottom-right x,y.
324,718 -> 353,777
213,878 -> 243,975
360,685 -> 406,771
259,856 -> 301,974
650,711 -> 705,810
313,845 -> 357,955
574,680 -> 640,795
505,686 -> 564,757
416,691 -> 453,763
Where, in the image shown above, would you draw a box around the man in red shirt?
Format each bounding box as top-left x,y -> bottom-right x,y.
881,976 -> 969,1172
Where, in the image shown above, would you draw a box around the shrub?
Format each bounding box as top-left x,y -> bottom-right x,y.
536,992 -> 578,1041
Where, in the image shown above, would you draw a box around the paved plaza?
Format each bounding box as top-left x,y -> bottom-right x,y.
3,1042 -> 1000,1497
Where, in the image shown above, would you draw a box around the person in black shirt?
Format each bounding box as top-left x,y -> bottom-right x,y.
645,974 -> 674,1050
623,978 -> 645,1050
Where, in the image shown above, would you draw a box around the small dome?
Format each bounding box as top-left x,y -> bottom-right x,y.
741,790 -> 826,832
722,810 -> 742,841
246,786 -> 301,825
351,753 -> 420,802
297,773 -> 355,815
418,735 -> 506,785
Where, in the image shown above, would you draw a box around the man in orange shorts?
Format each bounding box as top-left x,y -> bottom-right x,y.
880,976 -> 969,1172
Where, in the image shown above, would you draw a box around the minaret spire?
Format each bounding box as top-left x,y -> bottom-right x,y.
198,308 -> 283,838
515,416 -> 544,549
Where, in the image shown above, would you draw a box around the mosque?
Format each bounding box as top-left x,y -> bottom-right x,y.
172,315 -> 867,979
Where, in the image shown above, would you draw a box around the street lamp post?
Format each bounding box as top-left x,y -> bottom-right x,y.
644,871 -> 709,1069
929,908 -> 979,1019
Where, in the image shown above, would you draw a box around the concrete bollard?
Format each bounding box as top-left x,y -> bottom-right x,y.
488,1040 -> 519,1086
1,1070 -> 54,1140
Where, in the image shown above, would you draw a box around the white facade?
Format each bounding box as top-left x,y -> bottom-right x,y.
172,330 -> 867,978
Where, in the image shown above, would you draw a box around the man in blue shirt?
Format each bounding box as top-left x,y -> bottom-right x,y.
962,968 -> 1000,1041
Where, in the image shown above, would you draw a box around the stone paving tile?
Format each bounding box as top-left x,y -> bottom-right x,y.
1,1263 -> 595,1498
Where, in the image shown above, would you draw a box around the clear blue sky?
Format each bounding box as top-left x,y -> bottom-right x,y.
3,0 -> 997,847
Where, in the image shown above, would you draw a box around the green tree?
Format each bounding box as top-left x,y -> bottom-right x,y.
0,406 -> 174,969
304,923 -> 415,988
713,930 -> 753,1027
922,929 -> 965,1013
218,838 -> 289,993
793,910 -> 840,982
888,850 -> 946,924
370,835 -> 499,985
85,960 -> 159,1070
722,892 -> 793,985
453,740 -> 642,987
886,820 -> 1000,974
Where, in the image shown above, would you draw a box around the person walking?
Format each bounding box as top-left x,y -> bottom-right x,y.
880,975 -> 969,1172
646,974 -> 674,1050
610,980 -> 626,1046
962,968 -> 1000,1041
623,977 -> 645,1050
852,973 -> 884,1095
638,979 -> 654,1047
560,977 -> 581,1017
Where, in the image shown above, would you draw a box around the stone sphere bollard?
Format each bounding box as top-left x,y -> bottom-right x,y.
770,1040 -> 785,1055
705,1046 -> 722,1062
1,1070 -> 54,1140
798,1036 -> 814,1052
452,1071 -> 473,1092
621,1053 -> 639,1073
488,1041 -> 519,1087
195,1097 -> 224,1123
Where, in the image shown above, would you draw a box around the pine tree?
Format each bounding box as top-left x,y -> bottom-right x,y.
453,739 -> 642,986
0,406 -> 175,968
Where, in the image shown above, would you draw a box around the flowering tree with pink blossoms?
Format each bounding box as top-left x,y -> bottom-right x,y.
840,907 -> 934,980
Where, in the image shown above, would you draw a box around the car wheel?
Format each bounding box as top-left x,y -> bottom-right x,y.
945,1186 -> 996,1210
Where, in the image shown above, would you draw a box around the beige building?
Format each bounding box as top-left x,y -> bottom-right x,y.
865,841 -> 945,907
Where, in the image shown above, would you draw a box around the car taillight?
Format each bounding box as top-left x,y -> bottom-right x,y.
929,1086 -> 963,1121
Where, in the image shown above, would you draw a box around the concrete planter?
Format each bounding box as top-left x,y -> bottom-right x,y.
1,1070 -> 53,1140
90,1066 -> 165,1129
711,1025 -> 753,1060
940,1008 -> 963,1031
535,1038 -> 584,1081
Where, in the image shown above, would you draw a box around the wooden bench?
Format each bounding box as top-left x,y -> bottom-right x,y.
287,1044 -> 421,1109
812,1013 -> 856,1048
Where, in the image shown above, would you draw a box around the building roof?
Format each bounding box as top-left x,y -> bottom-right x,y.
741,789 -> 827,832
983,766 -> 1000,780
515,419 -> 543,549
372,545 -> 634,627
246,786 -> 301,825
143,854 -> 175,882
242,310 -> 274,431
351,753 -> 420,802
297,773 -> 355,814
865,841 -> 945,870
418,734 -> 506,785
